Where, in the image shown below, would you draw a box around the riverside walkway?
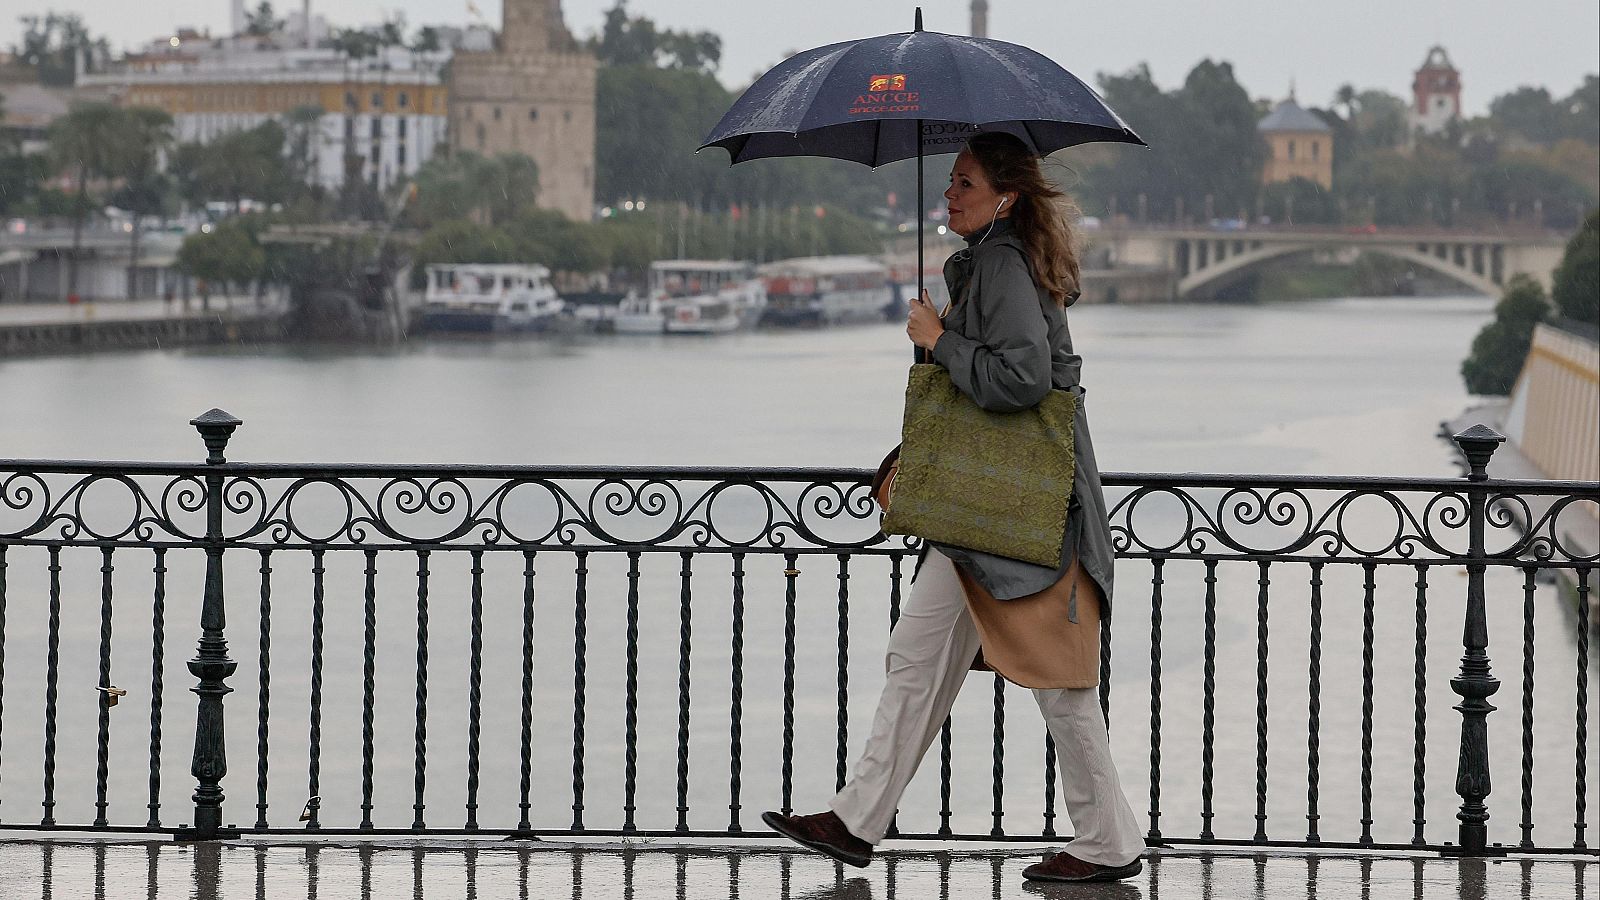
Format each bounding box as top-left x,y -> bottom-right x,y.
0,838 -> 1590,899
0,295 -> 286,355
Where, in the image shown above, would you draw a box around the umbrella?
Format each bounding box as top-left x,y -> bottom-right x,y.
699,7 -> 1145,306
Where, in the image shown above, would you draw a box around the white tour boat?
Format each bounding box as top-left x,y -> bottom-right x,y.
415,263 -> 564,333
647,260 -> 767,335
758,255 -> 895,326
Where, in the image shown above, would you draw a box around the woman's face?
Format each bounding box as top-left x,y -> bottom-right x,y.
943,150 -> 1012,238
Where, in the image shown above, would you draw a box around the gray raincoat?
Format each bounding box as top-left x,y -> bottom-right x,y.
923,217 -> 1117,618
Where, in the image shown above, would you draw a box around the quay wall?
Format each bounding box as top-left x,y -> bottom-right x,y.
1506,322 -> 1600,483
0,312 -> 286,357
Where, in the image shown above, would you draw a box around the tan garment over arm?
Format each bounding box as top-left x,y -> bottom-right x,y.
956,557 -> 1101,690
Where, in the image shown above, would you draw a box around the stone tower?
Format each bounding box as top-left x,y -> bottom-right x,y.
447,0 -> 597,221
971,1 -> 990,38
1410,46 -> 1461,137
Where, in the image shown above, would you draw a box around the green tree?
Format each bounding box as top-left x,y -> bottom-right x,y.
107,106 -> 175,298
409,151 -> 541,226
170,121 -> 293,211
1551,208 -> 1599,325
590,1 -> 721,72
48,101 -> 134,297
244,2 -> 284,37
1461,274 -> 1550,395
1259,177 -> 1338,225
1491,87 -> 1566,144
12,13 -> 108,86
177,220 -> 266,304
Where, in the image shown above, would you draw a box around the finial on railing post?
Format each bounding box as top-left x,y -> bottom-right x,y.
1447,423 -> 1505,856
180,409 -> 242,841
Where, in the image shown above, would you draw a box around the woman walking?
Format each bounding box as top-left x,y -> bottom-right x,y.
763,132 -> 1145,884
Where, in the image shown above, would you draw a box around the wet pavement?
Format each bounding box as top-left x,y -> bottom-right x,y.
0,837 -> 1590,899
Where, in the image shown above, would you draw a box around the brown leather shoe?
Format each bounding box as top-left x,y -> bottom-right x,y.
1022,850 -> 1143,883
761,810 -> 873,867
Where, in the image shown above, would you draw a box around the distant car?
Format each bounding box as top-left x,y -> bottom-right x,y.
1345,223 -> 1379,234
5,218 -> 25,234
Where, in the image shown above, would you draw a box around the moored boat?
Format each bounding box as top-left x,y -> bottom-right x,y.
758,255 -> 894,326
648,260 -> 767,334
414,264 -> 564,333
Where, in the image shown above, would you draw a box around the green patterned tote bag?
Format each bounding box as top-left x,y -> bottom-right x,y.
880,364 -> 1077,567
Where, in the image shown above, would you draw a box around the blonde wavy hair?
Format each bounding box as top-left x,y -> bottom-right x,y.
964,132 -> 1082,305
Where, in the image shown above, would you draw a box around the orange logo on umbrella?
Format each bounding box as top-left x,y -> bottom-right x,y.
869,74 -> 907,92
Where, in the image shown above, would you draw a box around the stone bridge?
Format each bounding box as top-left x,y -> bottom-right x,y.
1092,225 -> 1569,300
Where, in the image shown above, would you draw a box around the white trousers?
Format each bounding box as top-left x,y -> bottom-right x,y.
829,551 -> 1145,867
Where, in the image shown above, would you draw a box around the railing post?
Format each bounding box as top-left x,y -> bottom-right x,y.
180,409 -> 242,841
1449,424 -> 1505,856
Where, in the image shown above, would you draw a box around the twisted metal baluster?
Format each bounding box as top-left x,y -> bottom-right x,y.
94,546 -> 114,827
1411,564 -> 1429,847
1042,733 -> 1057,837
360,549 -> 377,831
937,717 -> 952,837
1254,560 -> 1270,843
728,552 -> 745,833
146,549 -> 166,829
1149,557 -> 1164,841
835,554 -> 849,794
780,553 -> 798,816
518,550 -> 537,835
990,674 -> 1006,836
41,544 -> 61,827
676,552 -> 692,832
411,550 -> 430,831
1520,566 -> 1537,850
1576,567 -> 1591,851
466,549 -> 484,830
622,550 -> 640,832
889,553 -> 906,839
1359,561 -> 1376,846
255,550 -> 272,830
1200,559 -> 1217,841
1306,561 -> 1323,844
571,551 -> 588,831
306,547 -> 326,830
1099,611 -> 1112,726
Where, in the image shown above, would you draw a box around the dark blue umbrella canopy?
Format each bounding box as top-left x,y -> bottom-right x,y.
700,26 -> 1145,166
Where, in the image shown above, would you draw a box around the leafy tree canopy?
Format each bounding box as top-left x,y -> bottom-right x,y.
590,1 -> 721,73
1461,274 -> 1549,396
1551,208 -> 1599,325
11,13 -> 108,86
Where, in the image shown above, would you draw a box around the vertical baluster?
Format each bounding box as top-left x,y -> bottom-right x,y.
360,549 -> 377,831
412,549 -> 430,831
518,550 -> 537,835
990,675 -> 1005,836
1099,612 -> 1112,726
889,552 -> 907,839
1149,558 -> 1164,841
622,550 -> 640,832
1575,566 -> 1591,851
1450,425 -> 1504,855
41,544 -> 61,827
94,546 -> 115,826
780,553 -> 798,816
466,549 -> 484,831
571,551 -> 588,831
937,718 -> 952,837
306,547 -> 325,830
1200,559 -> 1217,840
1254,560 -> 1270,843
1412,564 -> 1429,847
254,550 -> 271,830
0,545 -> 6,818
1306,561 -> 1323,843
835,554 -> 849,795
1360,561 -> 1376,846
1519,566 -> 1537,849
1042,734 -> 1057,837
676,552 -> 692,832
728,552 -> 744,833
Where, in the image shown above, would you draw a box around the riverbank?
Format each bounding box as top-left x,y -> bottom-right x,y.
0,296 -> 289,357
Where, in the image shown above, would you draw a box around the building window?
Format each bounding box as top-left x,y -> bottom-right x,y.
345,91 -> 357,110
371,119 -> 381,139
529,107 -> 538,121
398,91 -> 409,108
398,144 -> 406,167
1311,141 -> 1320,161
493,106 -> 502,121
398,118 -> 407,139
1287,140 -> 1296,161
372,92 -> 383,109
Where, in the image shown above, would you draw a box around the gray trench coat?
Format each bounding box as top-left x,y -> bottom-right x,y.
922,217 -> 1117,618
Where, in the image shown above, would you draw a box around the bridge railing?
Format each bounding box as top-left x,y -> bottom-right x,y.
0,412 -> 1593,855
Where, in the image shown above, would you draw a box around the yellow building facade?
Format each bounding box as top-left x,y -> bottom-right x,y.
1258,97 -> 1333,190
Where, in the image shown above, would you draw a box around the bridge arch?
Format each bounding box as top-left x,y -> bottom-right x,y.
1175,240 -> 1502,299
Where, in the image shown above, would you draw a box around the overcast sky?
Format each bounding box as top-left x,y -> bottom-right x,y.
7,1 -> 1596,115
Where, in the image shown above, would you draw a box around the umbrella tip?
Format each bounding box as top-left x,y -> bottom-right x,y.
914,7 -> 923,31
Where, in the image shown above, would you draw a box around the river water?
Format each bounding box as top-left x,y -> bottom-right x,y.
0,295 -> 1594,849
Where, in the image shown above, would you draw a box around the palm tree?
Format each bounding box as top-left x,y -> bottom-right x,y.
47,101 -> 130,300
111,107 -> 175,299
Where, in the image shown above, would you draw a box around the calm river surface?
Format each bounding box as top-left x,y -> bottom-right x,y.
0,295 -> 1593,849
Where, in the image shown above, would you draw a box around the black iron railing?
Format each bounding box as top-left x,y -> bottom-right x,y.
0,411 -> 1594,855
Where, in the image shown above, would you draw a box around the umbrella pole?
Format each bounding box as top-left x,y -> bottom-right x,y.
915,118 -> 925,364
